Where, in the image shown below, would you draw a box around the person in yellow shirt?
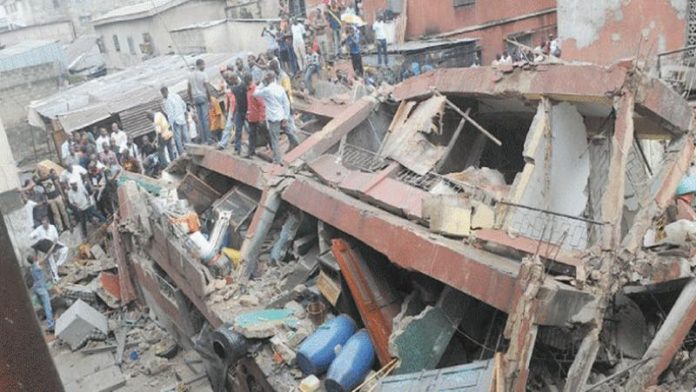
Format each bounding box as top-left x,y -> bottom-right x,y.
208,95 -> 225,140
146,111 -> 176,165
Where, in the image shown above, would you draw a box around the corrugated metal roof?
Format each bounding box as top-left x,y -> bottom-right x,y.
28,52 -> 240,133
119,99 -> 163,139
0,40 -> 66,72
92,0 -> 188,25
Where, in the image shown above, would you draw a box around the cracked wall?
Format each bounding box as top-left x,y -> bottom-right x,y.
558,0 -> 686,64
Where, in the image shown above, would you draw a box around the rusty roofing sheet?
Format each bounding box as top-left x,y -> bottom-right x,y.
380,96 -> 447,175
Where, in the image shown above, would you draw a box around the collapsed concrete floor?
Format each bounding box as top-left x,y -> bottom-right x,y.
50,62 -> 696,391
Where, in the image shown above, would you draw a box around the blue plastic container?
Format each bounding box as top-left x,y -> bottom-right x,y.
296,315 -> 357,375
325,329 -> 376,392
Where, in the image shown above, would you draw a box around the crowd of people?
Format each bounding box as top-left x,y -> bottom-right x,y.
492,34 -> 562,66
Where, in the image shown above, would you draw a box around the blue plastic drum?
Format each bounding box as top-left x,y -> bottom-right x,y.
325,329 -> 376,392
296,315 -> 357,375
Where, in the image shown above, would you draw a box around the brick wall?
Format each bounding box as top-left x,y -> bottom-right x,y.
0,62 -> 63,164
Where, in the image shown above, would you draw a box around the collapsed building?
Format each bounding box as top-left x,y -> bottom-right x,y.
106,61 -> 696,391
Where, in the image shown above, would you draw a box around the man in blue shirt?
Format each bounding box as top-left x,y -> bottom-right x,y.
342,26 -> 363,77
27,254 -> 55,332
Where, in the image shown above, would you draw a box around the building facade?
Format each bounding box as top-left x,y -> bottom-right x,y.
361,0 -> 557,64
557,0 -> 688,65
93,0 -> 226,69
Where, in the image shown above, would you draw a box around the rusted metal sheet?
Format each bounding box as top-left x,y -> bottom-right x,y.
308,156 -> 426,219
380,96 -> 448,176
283,96 -> 379,164
331,238 -> 401,366
178,172 -> 222,214
283,177 -> 595,326
110,222 -> 138,304
189,145 -> 268,190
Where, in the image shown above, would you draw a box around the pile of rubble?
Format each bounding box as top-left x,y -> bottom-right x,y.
38,61 -> 696,392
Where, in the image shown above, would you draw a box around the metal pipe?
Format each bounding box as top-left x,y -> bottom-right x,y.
0,209 -> 65,391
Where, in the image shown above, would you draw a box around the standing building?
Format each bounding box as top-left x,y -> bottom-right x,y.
360,0 -> 557,64
92,0 -> 226,69
0,40 -> 65,164
557,0 -> 687,65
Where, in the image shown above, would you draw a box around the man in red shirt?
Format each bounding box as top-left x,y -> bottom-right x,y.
245,73 -> 265,159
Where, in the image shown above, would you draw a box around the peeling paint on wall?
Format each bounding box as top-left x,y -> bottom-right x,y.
670,0 -> 687,19
558,0 -> 623,48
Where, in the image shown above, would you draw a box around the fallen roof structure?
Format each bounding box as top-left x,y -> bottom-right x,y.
114,62 -> 696,391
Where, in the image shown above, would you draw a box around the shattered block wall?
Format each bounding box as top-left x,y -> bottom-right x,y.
506,102 -> 591,250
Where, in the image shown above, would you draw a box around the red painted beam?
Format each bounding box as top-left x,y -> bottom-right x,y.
284,96 -> 379,164
331,239 -> 401,366
283,178 -> 594,326
188,145 -> 271,190
284,178 -> 519,313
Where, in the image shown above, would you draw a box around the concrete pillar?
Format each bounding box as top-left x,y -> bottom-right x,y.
0,117 -> 20,193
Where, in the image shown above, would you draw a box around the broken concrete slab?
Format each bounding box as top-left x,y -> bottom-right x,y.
63,365 -> 126,392
62,284 -> 97,304
233,309 -> 296,339
389,287 -> 474,374
93,271 -> 121,309
56,299 -> 109,350
374,359 -> 495,392
422,195 -> 471,237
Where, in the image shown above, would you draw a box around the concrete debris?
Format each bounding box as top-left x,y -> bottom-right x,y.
239,294 -> 260,307
74,59 -> 696,392
145,357 -> 171,376
56,299 -> 109,350
233,309 -> 296,339
93,271 -> 121,309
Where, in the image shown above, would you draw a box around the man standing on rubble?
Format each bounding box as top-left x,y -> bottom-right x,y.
373,13 -> 388,67
147,110 -> 176,164
39,169 -> 71,233
291,18 -> 308,71
188,58 -> 212,145
67,179 -> 106,238
217,71 -> 239,150
161,86 -> 189,156
245,73 -> 265,159
342,25 -> 363,76
26,254 -> 55,332
30,216 -> 68,282
254,72 -> 293,164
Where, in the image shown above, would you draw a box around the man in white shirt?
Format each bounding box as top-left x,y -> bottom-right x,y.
254,72 -> 296,164
373,14 -> 388,66
549,34 -> 561,57
67,180 -> 105,237
110,122 -> 128,153
291,19 -> 308,70
60,163 -> 88,188
30,216 -> 68,281
95,128 -> 111,154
